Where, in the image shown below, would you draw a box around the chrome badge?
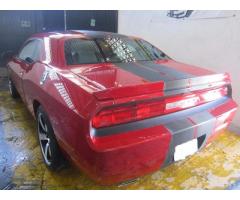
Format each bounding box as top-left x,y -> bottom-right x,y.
40,70 -> 49,85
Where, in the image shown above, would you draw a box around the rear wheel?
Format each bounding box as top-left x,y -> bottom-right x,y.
37,106 -> 64,170
9,79 -> 19,99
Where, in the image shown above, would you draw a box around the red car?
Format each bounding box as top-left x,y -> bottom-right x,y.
7,31 -> 237,185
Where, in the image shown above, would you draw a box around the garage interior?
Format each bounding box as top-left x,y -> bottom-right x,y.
1,10 -> 240,189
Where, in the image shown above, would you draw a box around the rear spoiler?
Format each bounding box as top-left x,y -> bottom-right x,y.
93,81 -> 164,100
164,73 -> 231,95
93,73 -> 230,100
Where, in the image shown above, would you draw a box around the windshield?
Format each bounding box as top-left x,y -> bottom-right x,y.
64,37 -> 169,65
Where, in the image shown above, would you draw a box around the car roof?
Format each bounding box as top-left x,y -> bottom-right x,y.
31,30 -> 129,40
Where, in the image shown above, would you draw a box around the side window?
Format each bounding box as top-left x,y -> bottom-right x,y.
18,40 -> 43,62
64,39 -> 104,65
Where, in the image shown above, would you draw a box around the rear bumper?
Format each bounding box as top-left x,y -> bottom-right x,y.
85,97 -> 237,185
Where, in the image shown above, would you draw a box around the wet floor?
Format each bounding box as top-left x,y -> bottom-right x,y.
1,67 -> 240,189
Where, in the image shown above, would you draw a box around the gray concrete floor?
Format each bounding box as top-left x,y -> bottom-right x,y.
0,66 -> 14,189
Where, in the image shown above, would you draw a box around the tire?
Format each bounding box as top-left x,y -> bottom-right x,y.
37,105 -> 64,170
8,79 -> 19,99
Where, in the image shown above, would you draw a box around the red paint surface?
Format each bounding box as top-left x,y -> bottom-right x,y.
7,31 -> 238,184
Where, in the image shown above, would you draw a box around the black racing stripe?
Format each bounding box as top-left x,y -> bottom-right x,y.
116,62 -> 164,82
115,61 -> 194,82
137,61 -> 195,80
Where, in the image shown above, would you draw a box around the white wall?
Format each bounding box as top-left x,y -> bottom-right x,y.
118,10 -> 240,128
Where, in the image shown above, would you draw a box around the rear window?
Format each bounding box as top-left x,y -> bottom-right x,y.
64,37 -> 168,65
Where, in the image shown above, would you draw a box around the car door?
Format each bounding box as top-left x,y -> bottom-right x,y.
21,39 -> 45,112
9,39 -> 41,101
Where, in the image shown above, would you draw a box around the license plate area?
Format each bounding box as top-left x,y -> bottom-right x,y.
174,139 -> 198,161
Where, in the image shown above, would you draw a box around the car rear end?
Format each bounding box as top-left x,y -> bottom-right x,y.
61,32 -> 237,184
86,73 -> 237,185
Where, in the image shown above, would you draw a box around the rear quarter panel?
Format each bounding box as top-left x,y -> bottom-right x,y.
22,62 -> 101,168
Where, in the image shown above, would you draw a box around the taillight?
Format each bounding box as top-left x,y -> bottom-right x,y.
165,87 -> 228,113
92,101 -> 165,128
165,95 -> 200,113
92,87 -> 228,128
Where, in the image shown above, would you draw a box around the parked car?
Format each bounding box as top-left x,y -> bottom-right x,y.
7,31 -> 238,185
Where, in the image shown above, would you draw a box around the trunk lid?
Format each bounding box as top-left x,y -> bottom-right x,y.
93,73 -> 230,100
69,60 -> 230,100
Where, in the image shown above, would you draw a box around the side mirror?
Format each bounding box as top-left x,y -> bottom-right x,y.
25,57 -> 34,64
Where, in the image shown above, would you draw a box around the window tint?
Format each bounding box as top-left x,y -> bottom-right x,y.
64,37 -> 168,65
97,37 -> 149,63
136,40 -> 168,60
97,37 -> 169,63
18,40 -> 42,62
65,39 -> 104,65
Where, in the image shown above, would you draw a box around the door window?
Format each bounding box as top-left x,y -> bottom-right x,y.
18,40 -> 42,62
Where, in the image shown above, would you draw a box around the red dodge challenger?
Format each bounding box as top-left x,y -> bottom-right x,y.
7,31 -> 238,185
